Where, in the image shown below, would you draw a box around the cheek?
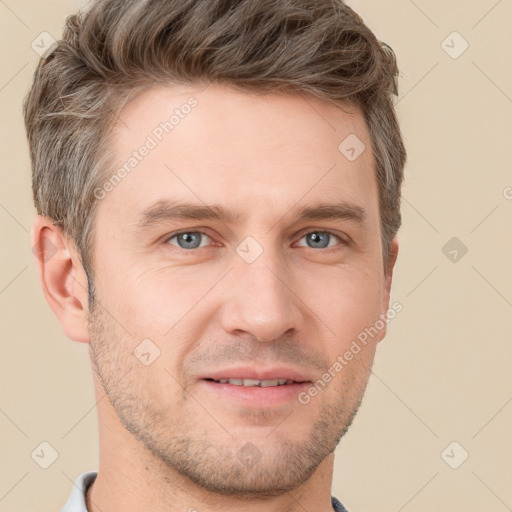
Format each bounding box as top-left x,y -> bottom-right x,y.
98,267 -> 221,380
97,253 -> 211,335
301,264 -> 384,347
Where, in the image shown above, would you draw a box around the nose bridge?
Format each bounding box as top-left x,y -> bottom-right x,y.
221,242 -> 303,343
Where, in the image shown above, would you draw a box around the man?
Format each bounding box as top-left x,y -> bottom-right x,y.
24,0 -> 406,510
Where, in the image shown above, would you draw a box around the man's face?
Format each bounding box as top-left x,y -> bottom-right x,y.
88,84 -> 394,497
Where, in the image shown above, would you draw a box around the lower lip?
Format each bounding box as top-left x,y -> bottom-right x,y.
199,379 -> 311,407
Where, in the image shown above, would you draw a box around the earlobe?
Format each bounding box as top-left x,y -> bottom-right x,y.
31,215 -> 90,343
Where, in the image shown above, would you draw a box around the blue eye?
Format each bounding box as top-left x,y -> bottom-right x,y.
296,231 -> 343,249
166,231 -> 211,249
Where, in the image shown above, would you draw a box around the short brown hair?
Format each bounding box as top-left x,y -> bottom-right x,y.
24,0 -> 406,298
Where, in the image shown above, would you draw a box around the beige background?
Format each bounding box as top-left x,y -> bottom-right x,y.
1,1 -> 511,511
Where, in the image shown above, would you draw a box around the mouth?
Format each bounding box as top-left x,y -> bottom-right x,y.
200,378 -> 311,406
203,378 -> 302,387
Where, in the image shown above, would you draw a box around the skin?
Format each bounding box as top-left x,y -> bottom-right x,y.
32,83 -> 398,512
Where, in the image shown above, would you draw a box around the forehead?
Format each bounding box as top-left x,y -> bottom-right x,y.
99,83 -> 378,228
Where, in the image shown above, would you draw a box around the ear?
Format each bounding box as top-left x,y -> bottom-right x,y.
31,215 -> 90,343
377,236 -> 399,342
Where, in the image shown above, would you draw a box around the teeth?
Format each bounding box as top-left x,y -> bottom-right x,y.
215,378 -> 294,387
260,379 -> 279,387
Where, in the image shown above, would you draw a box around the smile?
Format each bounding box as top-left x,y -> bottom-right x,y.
205,378 -> 297,387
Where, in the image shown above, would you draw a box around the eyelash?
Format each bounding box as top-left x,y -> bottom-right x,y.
163,229 -> 349,252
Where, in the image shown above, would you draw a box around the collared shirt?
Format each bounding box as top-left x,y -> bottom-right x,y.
60,471 -> 349,512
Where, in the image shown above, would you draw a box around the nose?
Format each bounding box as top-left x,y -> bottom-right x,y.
219,247 -> 305,343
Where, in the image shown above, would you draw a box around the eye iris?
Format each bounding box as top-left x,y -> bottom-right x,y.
178,232 -> 202,249
307,232 -> 329,248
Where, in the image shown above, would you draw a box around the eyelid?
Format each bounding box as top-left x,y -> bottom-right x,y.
293,228 -> 349,248
164,229 -> 215,247
294,228 -> 350,252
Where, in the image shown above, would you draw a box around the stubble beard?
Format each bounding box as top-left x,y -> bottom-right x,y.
87,299 -> 371,499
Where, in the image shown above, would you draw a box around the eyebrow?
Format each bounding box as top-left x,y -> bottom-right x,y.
133,199 -> 367,231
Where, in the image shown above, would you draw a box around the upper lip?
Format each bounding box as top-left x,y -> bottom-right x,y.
201,366 -> 313,383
